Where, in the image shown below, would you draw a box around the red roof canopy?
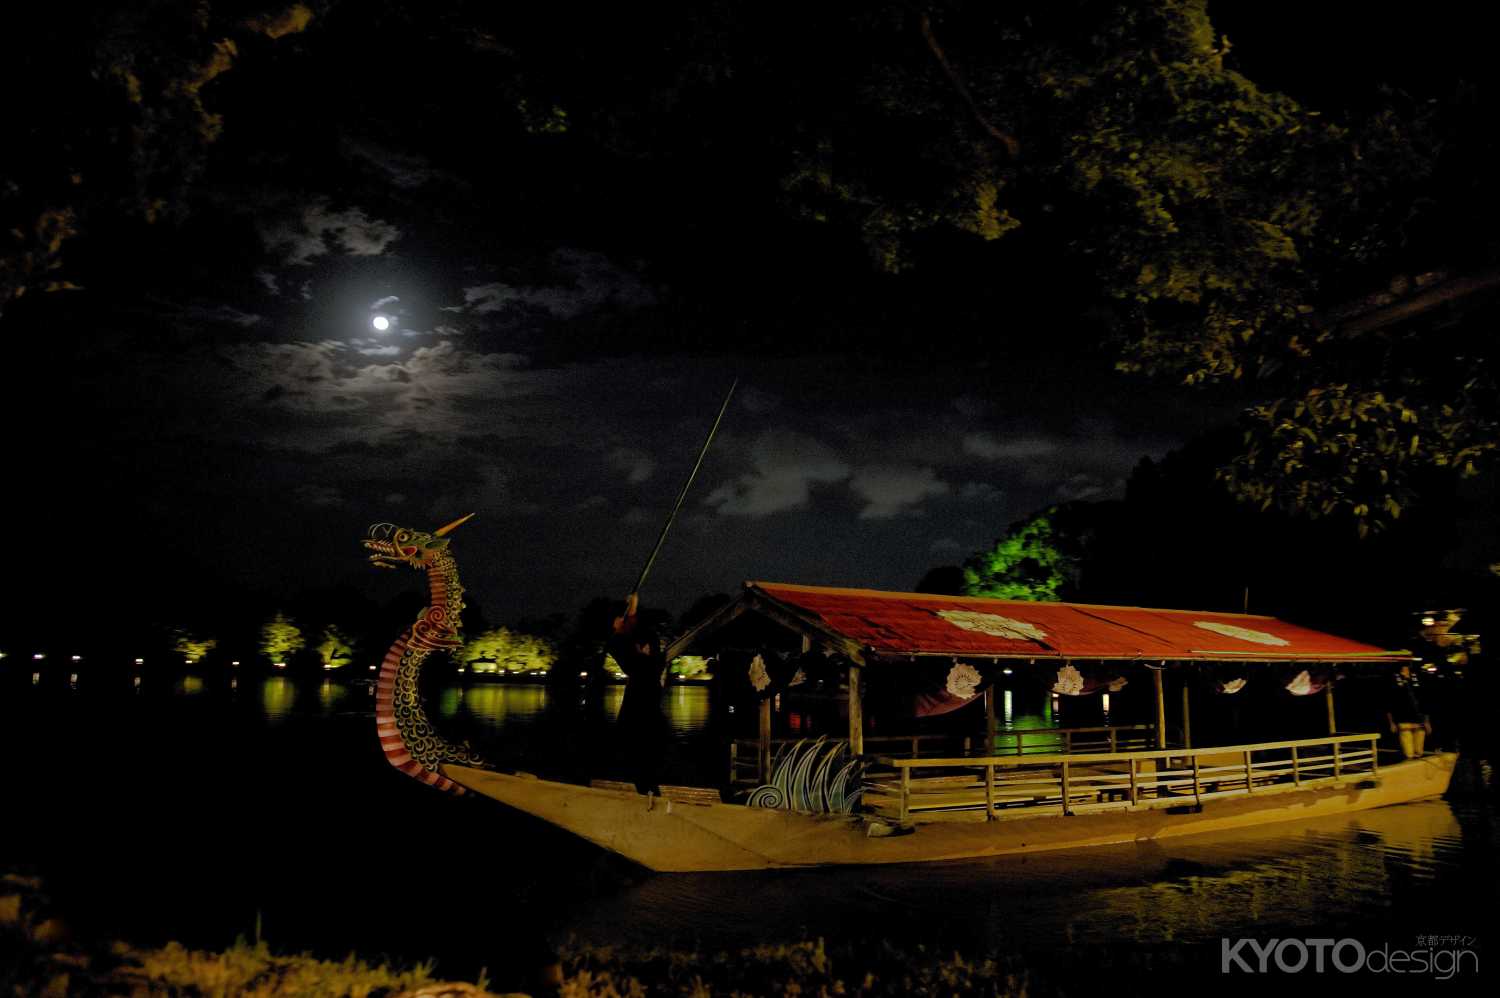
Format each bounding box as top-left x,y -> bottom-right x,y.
748,583 -> 1410,663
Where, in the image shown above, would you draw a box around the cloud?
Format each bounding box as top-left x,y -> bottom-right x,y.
849,465 -> 950,519
704,431 -> 851,517
449,248 -> 655,319
608,447 -> 655,484
294,483 -> 344,507
341,136 -> 445,190
371,295 -> 400,310
957,481 -> 1005,503
957,420 -> 1171,503
258,200 -> 401,266
356,344 -> 401,357
1056,473 -> 1112,501
930,537 -> 965,554
157,299 -> 262,329
736,385 -> 781,415
255,270 -> 279,296
962,433 -> 1058,460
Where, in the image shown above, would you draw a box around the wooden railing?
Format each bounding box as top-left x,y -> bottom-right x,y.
864,732 -> 1381,824
990,723 -> 1156,756
729,723 -> 1156,784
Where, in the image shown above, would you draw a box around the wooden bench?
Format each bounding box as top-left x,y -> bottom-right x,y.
589,780 -> 723,805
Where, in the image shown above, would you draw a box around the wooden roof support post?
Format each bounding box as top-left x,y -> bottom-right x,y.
758,697 -> 772,783
848,663 -> 864,756
1325,683 -> 1338,735
1181,680 -> 1192,750
1153,665 -> 1167,749
984,684 -> 997,756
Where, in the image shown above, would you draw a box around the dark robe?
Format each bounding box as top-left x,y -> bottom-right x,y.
606,626 -> 669,795
1386,674 -> 1427,725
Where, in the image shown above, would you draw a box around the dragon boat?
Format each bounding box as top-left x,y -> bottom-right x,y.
363,519 -> 1457,872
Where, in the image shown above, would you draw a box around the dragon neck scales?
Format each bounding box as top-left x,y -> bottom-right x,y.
364,515 -> 484,792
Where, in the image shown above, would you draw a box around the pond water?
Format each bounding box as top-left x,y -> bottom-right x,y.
2,670 -> 1495,991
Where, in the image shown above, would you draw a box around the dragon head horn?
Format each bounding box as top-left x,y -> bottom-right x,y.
433,512 -> 477,537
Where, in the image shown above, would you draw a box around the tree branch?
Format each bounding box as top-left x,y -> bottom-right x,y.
1318,264 -> 1500,337
918,12 -> 1019,159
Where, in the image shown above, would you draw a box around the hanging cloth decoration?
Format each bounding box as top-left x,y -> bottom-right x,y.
913,660 -> 987,717
1283,668 -> 1332,696
1215,676 -> 1249,695
1051,662 -> 1127,696
746,649 -> 802,699
748,653 -> 772,693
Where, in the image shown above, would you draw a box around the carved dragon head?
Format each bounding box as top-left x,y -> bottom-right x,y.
363,513 -> 475,570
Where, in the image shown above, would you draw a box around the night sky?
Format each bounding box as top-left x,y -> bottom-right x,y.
3,1 -> 1490,634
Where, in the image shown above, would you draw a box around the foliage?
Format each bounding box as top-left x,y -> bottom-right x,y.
123,939 -> 439,998
315,625 -> 354,669
961,507 -> 1075,601
561,937 -> 1028,997
0,3 -> 314,315
259,612 -> 304,663
172,629 -> 217,664
460,626 -> 557,674
669,655 -> 709,678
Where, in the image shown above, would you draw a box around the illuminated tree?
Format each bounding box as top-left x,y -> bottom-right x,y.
669,655 -> 709,678
961,507 -> 1076,601
459,627 -> 557,674
260,612 -> 304,663
173,630 -> 217,664
316,625 -> 354,669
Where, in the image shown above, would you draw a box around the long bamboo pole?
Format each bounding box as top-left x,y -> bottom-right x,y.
631,378 -> 737,596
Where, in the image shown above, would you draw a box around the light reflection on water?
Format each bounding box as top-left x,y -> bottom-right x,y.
564,796 -> 1495,955
5,666 -> 1496,978
261,677 -> 296,721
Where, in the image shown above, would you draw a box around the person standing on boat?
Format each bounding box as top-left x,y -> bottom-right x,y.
1385,665 -> 1431,759
607,592 -> 670,797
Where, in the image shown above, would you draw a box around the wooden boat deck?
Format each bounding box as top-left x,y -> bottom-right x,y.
444,748 -> 1457,872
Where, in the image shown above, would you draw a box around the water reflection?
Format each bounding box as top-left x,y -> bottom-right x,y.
317,678 -> 350,712
563,797 -> 1493,956
664,686 -> 710,735
441,684 -> 549,734
261,677 -> 296,721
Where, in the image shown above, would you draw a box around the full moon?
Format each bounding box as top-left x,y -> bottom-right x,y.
372,315 -> 390,331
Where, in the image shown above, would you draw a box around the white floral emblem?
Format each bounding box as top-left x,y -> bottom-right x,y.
1192,621 -> 1290,647
748,654 -> 770,692
945,662 -> 982,700
1052,663 -> 1084,695
937,610 -> 1048,642
1219,677 -> 1247,695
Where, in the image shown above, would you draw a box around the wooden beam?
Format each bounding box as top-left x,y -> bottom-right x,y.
758,698 -> 772,782
1181,681 -> 1192,750
1153,668 -> 1167,749
848,664 -> 864,756
744,590 -> 867,666
1325,684 -> 1337,734
984,685 -> 997,755
664,594 -> 748,661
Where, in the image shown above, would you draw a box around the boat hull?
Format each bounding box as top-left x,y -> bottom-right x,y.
443,753 -> 1458,873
